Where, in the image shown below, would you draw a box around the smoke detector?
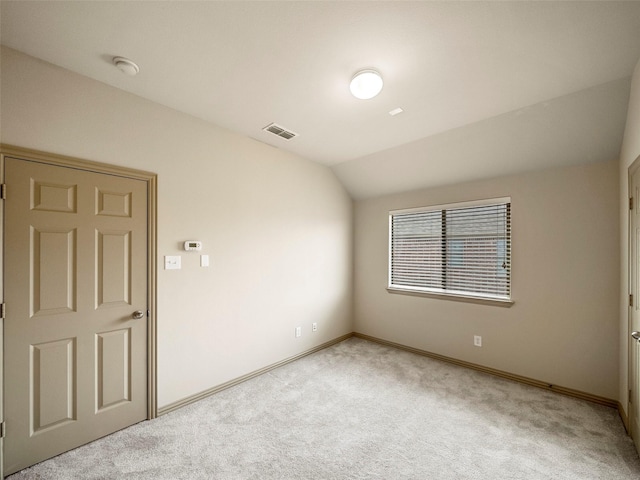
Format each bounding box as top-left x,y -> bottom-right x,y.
113,56 -> 140,76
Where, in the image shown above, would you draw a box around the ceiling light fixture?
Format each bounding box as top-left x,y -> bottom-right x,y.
350,69 -> 383,100
113,56 -> 140,76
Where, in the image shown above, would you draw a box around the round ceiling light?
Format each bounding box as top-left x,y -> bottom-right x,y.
113,56 -> 140,76
350,70 -> 383,100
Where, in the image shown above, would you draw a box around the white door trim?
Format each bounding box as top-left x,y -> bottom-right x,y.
0,144 -> 158,478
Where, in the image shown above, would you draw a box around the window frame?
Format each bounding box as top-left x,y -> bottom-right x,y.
387,197 -> 513,307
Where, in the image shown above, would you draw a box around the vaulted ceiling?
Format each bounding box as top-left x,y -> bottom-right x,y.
2,1 -> 640,198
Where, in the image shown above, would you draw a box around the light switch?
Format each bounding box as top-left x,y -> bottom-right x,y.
164,255 -> 181,270
200,254 -> 209,267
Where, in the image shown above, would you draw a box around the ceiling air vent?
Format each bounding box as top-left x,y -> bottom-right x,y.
263,123 -> 298,141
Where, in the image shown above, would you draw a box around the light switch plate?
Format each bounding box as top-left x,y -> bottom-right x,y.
165,255 -> 181,270
201,254 -> 209,267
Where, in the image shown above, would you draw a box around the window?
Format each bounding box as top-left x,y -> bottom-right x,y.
389,198 -> 511,303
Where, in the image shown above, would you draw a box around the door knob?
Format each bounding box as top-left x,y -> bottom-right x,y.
632,331 -> 640,341
132,310 -> 145,320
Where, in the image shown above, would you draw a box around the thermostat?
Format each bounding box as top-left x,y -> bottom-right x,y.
184,241 -> 202,251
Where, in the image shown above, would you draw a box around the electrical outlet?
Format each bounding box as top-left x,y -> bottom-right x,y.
295,326 -> 302,338
312,322 -> 318,332
474,335 -> 482,347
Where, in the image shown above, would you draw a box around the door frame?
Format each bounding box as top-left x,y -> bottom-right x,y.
0,144 -> 158,477
629,155 -> 640,447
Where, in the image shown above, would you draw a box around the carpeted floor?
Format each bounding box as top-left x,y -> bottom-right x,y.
8,337 -> 640,479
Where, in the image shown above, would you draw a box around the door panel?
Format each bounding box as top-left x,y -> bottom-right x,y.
4,157 -> 148,475
31,227 -> 77,316
31,180 -> 77,213
96,327 -> 131,411
31,338 -> 76,433
96,230 -> 131,307
96,189 -> 131,217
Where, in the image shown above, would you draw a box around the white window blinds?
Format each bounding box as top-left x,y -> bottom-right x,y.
389,199 -> 511,300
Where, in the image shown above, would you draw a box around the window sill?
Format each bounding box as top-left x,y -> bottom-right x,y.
386,287 -> 514,307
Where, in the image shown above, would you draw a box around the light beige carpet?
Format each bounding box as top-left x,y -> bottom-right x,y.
8,337 -> 640,479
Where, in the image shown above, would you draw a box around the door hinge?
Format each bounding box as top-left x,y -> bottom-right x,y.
630,389 -> 633,404
631,197 -> 635,210
0,421 -> 5,438
0,303 -> 5,319
0,183 -> 6,200
630,294 -> 634,307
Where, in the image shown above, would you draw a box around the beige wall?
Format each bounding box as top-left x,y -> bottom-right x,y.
619,57 -> 640,416
354,160 -> 620,399
0,47 -> 354,408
